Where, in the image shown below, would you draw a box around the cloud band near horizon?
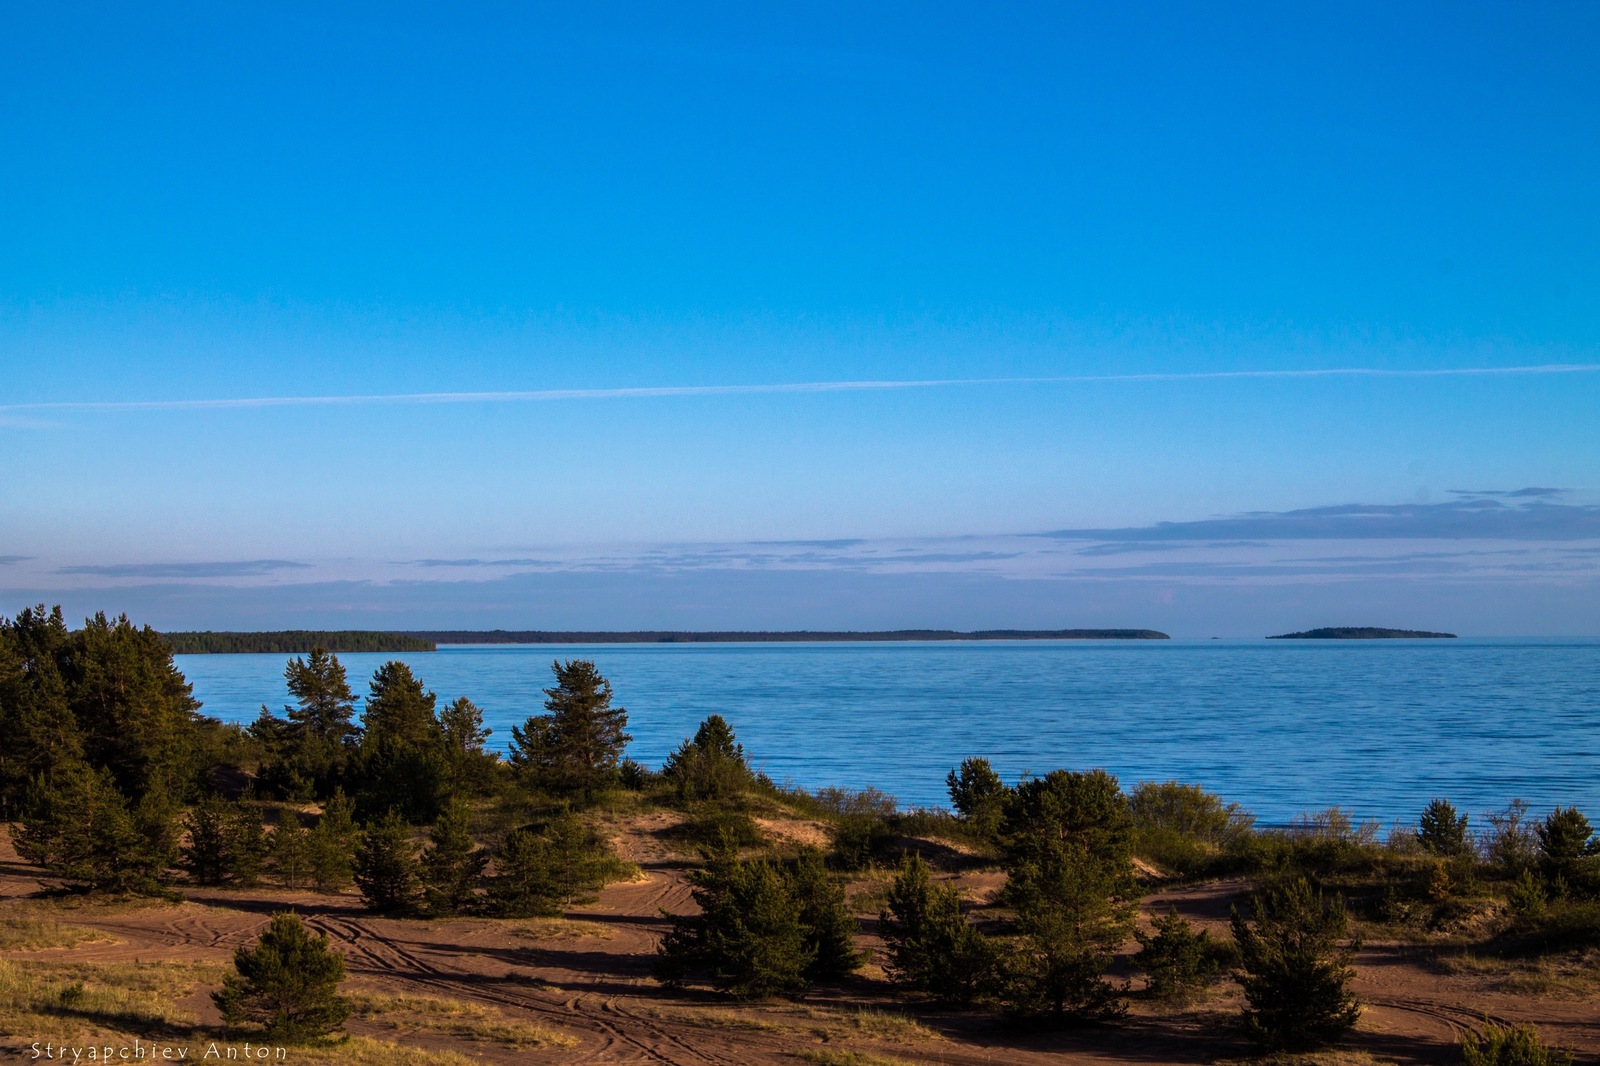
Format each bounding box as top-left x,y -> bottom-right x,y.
4,362 -> 1599,413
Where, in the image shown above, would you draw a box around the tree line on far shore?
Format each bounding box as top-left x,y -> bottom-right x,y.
3,604 -> 1593,1061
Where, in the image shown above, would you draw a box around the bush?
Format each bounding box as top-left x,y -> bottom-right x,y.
1419,798 -> 1472,858
662,715 -> 755,804
213,912 -> 349,1042
1460,1021 -> 1574,1066
487,812 -> 622,917
353,812 -> 420,913
812,786 -> 898,870
1128,781 -> 1254,876
1230,876 -> 1360,1050
879,853 -> 994,1006
307,789 -> 356,892
1484,800 -> 1539,876
1134,909 -> 1223,999
1537,807 -> 1596,882
656,841 -> 862,998
676,804 -> 765,848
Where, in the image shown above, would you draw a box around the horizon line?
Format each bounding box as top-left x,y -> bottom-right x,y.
4,362 -> 1600,412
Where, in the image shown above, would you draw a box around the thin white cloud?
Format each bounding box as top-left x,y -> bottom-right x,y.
3,363 -> 1598,413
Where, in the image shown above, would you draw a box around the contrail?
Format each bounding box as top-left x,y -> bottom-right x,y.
3,363 -> 1598,412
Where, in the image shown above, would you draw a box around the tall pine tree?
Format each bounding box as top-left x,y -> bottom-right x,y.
509,660 -> 631,798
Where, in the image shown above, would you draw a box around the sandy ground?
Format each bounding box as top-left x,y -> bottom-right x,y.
3,822 -> 1598,1066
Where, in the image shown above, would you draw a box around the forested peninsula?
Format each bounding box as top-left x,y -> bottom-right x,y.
405,628 -> 1171,644
163,630 -> 438,654
1267,627 -> 1457,640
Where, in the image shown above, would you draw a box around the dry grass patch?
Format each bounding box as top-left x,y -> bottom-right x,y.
1435,949 -> 1600,997
0,956 -> 222,1037
506,917 -> 613,941
636,1003 -> 792,1033
1215,1052 -> 1400,1066
0,917 -> 118,951
347,991 -> 576,1049
791,1050 -> 925,1066
291,1035 -> 481,1066
791,1006 -> 939,1044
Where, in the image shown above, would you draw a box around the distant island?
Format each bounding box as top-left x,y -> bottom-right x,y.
163,630 -> 438,654
1267,627 -> 1457,640
406,629 -> 1172,644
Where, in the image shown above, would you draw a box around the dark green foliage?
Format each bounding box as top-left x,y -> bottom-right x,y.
996,769 -> 1138,1022
1509,868 -> 1546,917
227,804 -> 270,887
1536,807 -> 1595,881
352,662 -> 450,823
812,786 -> 898,869
487,813 -> 619,917
1230,876 -> 1361,1050
656,840 -> 863,998
946,757 -> 1007,840
1419,798 -> 1472,858
439,696 -> 498,795
677,805 -> 766,848
789,849 -> 865,982
183,798 -> 234,886
509,660 -> 632,798
164,631 -> 435,654
264,649 -> 358,798
421,800 -> 488,915
212,912 -> 350,1042
1134,909 -> 1223,998
16,763 -> 175,895
1129,780 -> 1254,875
0,607 -> 83,817
1460,1022 -> 1575,1066
179,798 -> 270,887
273,811 -> 312,890
662,714 -> 754,803
879,853 -> 994,1006
307,790 -> 356,892
353,812 -> 421,913
62,613 -> 208,803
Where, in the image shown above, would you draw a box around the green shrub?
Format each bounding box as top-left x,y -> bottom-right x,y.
1134,909 -> 1222,999
655,841 -> 863,998
213,912 -> 350,1042
676,805 -> 765,848
487,812 -> 624,917
1231,876 -> 1360,1050
1419,798 -> 1472,858
420,799 -> 488,915
878,854 -> 994,1006
662,715 -> 755,804
946,757 -> 1007,840
1460,1021 -> 1574,1066
1484,800 -> 1539,876
353,811 -> 421,913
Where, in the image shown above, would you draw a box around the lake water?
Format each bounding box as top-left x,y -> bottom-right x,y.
175,639 -> 1600,828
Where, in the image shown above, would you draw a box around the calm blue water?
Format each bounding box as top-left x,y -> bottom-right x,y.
175,639 -> 1600,827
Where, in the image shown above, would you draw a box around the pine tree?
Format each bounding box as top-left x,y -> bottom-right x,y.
273,811 -> 312,890
420,800 -> 488,915
0,606 -> 84,818
213,912 -> 349,1042
351,662 -> 449,823
1230,876 -> 1361,1050
790,849 -> 863,983
486,813 -> 613,917
880,853 -> 994,1006
662,715 -> 753,803
509,660 -> 632,798
1417,798 -> 1471,858
946,756 -> 1007,839
353,812 -> 420,913
183,798 -> 234,886
1537,807 -> 1596,881
439,696 -> 496,795
279,648 -> 357,797
227,804 -> 270,887
1134,909 -> 1219,999
996,769 -> 1138,1022
307,790 -> 357,892
16,763 -> 173,895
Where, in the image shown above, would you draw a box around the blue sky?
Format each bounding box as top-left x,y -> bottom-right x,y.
2,2 -> 1598,634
